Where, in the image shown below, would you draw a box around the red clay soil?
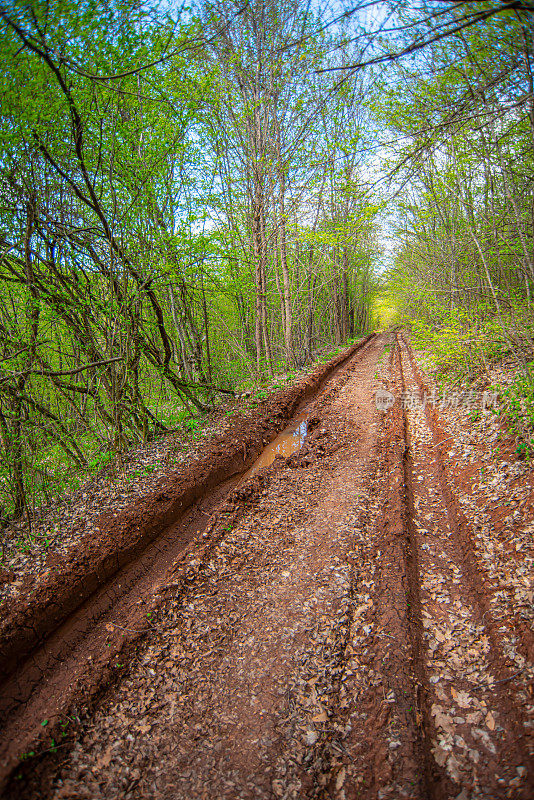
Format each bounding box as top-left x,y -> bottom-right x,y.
2,333 -> 533,800
0,336 -> 374,791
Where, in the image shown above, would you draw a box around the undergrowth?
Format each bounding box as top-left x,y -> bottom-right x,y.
410,312 -> 534,460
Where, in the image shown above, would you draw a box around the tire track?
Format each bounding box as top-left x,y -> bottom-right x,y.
395,338 -> 447,800
322,337 -> 450,799
401,332 -> 534,657
396,333 -> 533,797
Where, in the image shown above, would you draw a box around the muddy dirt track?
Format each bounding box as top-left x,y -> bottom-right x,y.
2,334 -> 533,799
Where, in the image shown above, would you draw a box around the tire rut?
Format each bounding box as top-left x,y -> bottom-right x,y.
395,333 -> 533,797
395,338 -> 448,799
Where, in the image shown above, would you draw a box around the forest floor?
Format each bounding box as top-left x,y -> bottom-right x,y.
1,333 -> 533,800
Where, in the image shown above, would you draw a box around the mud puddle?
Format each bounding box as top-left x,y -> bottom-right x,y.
241,415 -> 308,482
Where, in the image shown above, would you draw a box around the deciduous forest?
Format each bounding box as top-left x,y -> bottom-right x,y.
1,0 -> 532,518
0,0 -> 386,518
1,3 -> 534,798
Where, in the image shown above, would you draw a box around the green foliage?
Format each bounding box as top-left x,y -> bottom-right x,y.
501,369 -> 534,457
410,314 -> 534,454
409,315 -> 515,384
381,0 -> 534,467
516,442 -> 532,460
87,452 -> 114,473
183,418 -> 200,437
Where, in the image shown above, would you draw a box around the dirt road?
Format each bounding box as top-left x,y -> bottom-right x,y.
3,334 -> 533,799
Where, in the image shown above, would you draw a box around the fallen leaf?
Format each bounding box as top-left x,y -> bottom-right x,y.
455,690 -> 472,709
447,752 -> 462,782
466,711 -> 483,724
434,710 -> 454,734
335,767 -> 346,790
472,727 -> 497,754
96,747 -> 112,769
485,711 -> 495,731
432,745 -> 449,767
136,723 -> 151,734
